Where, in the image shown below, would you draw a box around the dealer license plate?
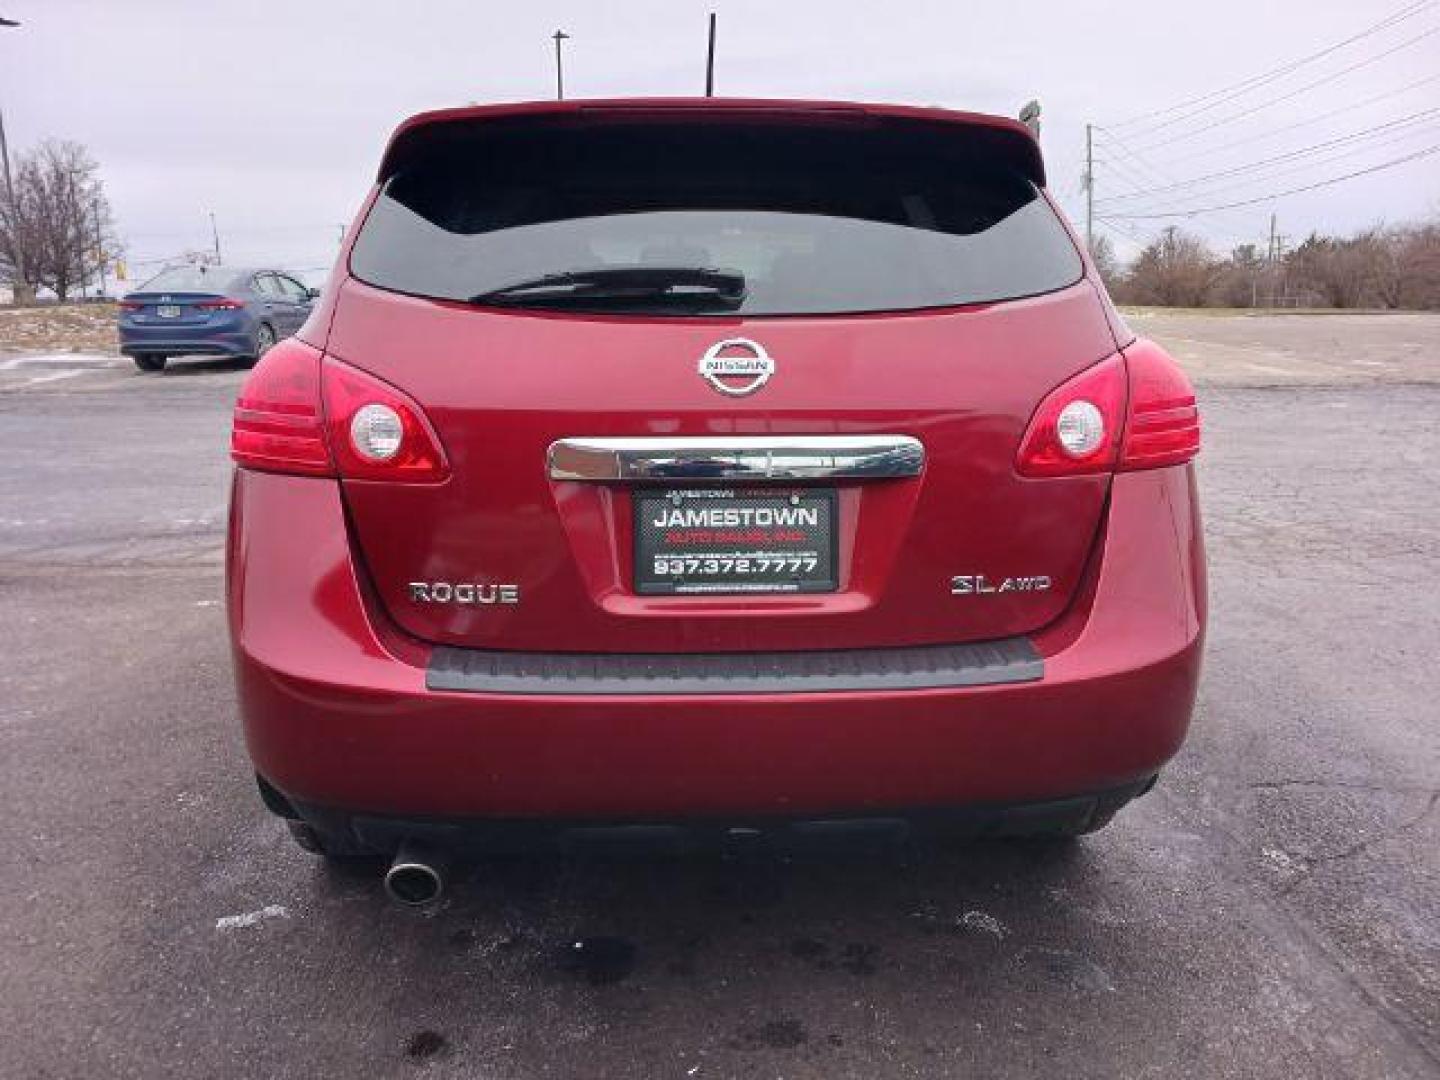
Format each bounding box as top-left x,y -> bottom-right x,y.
634,488 -> 837,595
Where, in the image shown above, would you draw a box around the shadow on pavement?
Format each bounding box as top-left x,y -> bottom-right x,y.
152,356 -> 253,377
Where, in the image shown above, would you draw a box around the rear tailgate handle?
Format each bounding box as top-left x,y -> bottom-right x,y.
547,436 -> 924,483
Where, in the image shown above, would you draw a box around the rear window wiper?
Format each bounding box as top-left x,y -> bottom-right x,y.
468,266 -> 746,309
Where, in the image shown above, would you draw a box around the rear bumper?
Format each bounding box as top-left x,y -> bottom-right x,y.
228,467 -> 1205,821
119,319 -> 254,356
275,777 -> 1158,856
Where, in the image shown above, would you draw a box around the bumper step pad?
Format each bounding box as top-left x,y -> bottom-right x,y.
427,637 -> 1041,695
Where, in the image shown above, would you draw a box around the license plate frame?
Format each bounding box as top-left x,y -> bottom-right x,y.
633,487 -> 838,596
156,304 -> 181,319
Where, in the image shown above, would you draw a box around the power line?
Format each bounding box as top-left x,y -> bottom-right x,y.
1102,120 -> 1440,212
1093,133 -> 1173,189
1093,156 -> 1162,198
1131,23 -> 1440,152
1094,217 -> 1151,246
1108,1 -> 1433,134
1092,161 -> 1259,245
1101,143 -> 1440,219
1089,127 -> 1267,239
1149,70 -> 1440,167
1096,106 -> 1440,204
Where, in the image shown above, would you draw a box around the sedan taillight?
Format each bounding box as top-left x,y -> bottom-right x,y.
196,298 -> 244,310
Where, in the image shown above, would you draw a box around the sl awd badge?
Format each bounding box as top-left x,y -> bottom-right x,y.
951,574 -> 1052,595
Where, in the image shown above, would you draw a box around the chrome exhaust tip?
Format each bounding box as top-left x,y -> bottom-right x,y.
383,840 -> 450,906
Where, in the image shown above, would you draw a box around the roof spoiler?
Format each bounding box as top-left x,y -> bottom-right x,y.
377,98 -> 1046,187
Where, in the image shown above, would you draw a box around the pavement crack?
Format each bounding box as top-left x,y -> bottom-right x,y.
1277,790 -> 1440,896
1248,778 -> 1436,796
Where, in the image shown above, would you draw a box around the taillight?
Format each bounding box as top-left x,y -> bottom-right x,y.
230,339 -> 333,476
231,345 -> 449,482
118,299 -> 144,312
1119,339 -> 1201,470
196,298 -> 244,310
1016,355 -> 1127,477
321,358 -> 450,482
1016,341 -> 1199,477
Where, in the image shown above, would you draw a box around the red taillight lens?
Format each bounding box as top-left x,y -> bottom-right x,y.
118,299 -> 144,312
231,339 -> 333,476
1119,339 -> 1201,470
196,298 -> 244,310
1016,355 -> 1127,477
231,346 -> 449,483
321,358 -> 450,483
1016,341 -> 1200,478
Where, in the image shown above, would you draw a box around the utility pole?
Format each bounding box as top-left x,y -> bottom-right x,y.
92,200 -> 106,297
552,30 -> 569,100
1084,123 -> 1094,255
1,18 -> 27,302
1266,212 -> 1277,307
705,13 -> 717,97
209,210 -> 222,264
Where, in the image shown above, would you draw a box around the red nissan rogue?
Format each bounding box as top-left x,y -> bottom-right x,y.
227,99 -> 1204,903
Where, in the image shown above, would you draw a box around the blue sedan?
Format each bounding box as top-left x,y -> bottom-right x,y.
118,265 -> 318,373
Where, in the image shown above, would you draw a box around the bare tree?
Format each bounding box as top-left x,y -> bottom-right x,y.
1088,234 -> 1122,291
1124,227 -> 1219,307
1286,232 -> 1380,309
1398,222 -> 1440,309
1373,223 -> 1440,310
1110,216 -> 1440,311
0,139 -> 119,302
1213,243 -> 1265,308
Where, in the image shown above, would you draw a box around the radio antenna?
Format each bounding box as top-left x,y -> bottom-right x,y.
705,13 -> 716,96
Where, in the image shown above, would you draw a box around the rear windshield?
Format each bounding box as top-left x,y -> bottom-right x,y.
137,266 -> 239,293
351,119 -> 1083,316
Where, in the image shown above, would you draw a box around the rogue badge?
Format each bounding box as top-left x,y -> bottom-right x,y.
409,581 -> 520,605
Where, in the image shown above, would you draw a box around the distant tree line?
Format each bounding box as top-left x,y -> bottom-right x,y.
1,138 -> 120,303
1092,221 -> 1440,310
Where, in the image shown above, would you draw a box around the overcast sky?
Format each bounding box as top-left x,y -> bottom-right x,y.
2,0 -> 1438,284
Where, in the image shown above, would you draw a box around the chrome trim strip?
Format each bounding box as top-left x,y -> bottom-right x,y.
547,435 -> 925,483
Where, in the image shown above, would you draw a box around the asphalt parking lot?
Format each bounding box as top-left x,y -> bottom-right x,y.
2,311 -> 1437,1079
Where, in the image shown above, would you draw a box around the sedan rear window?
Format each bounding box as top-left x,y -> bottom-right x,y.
351,119 -> 1083,316
137,265 -> 241,293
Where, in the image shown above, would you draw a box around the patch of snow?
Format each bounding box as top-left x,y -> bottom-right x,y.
215,904 -> 290,931
959,910 -> 1009,938
0,353 -> 118,369
1262,846 -> 1300,871
23,370 -> 86,386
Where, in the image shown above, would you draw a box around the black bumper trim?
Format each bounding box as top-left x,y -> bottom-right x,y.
279,777 -> 1156,857
426,637 -> 1042,695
